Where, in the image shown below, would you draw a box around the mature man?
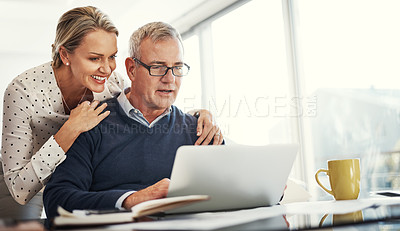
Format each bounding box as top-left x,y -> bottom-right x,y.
43,22 -> 223,219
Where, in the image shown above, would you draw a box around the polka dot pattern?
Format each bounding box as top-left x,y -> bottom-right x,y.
0,61 -> 127,205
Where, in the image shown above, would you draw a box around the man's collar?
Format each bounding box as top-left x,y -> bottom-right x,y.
117,88 -> 172,126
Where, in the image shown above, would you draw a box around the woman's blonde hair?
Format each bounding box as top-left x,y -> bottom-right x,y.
51,6 -> 118,68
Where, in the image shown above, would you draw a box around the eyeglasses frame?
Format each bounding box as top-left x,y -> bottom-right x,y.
133,57 -> 190,77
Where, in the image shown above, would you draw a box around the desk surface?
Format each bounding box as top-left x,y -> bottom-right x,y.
39,198 -> 400,230
225,201 -> 400,231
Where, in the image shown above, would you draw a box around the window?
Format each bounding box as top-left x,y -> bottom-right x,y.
179,0 -> 400,200
210,0 -> 292,145
296,0 -> 400,198
174,35 -> 202,112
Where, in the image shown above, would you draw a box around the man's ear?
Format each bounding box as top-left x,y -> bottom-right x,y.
125,57 -> 136,81
58,46 -> 70,66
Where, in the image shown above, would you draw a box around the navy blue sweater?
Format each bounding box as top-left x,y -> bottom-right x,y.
43,97 -> 198,218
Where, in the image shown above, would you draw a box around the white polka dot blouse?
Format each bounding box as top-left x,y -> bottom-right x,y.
0,61 -> 126,205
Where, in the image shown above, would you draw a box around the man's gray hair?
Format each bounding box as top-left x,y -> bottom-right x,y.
128,21 -> 183,59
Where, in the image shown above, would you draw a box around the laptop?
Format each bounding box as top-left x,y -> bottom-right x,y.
166,144 -> 298,214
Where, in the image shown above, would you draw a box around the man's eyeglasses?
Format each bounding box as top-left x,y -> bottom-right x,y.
133,57 -> 190,77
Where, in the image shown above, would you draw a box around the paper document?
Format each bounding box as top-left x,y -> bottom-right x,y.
280,178 -> 311,204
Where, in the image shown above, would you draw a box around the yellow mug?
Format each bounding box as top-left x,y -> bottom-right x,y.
315,159 -> 360,200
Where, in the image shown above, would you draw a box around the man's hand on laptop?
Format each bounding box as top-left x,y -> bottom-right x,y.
122,178 -> 170,209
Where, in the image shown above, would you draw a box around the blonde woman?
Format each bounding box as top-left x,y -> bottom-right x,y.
0,6 -> 222,219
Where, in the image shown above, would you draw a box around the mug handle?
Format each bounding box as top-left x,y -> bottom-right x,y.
315,169 -> 334,196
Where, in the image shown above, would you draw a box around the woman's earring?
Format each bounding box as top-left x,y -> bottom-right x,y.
66,62 -> 69,66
